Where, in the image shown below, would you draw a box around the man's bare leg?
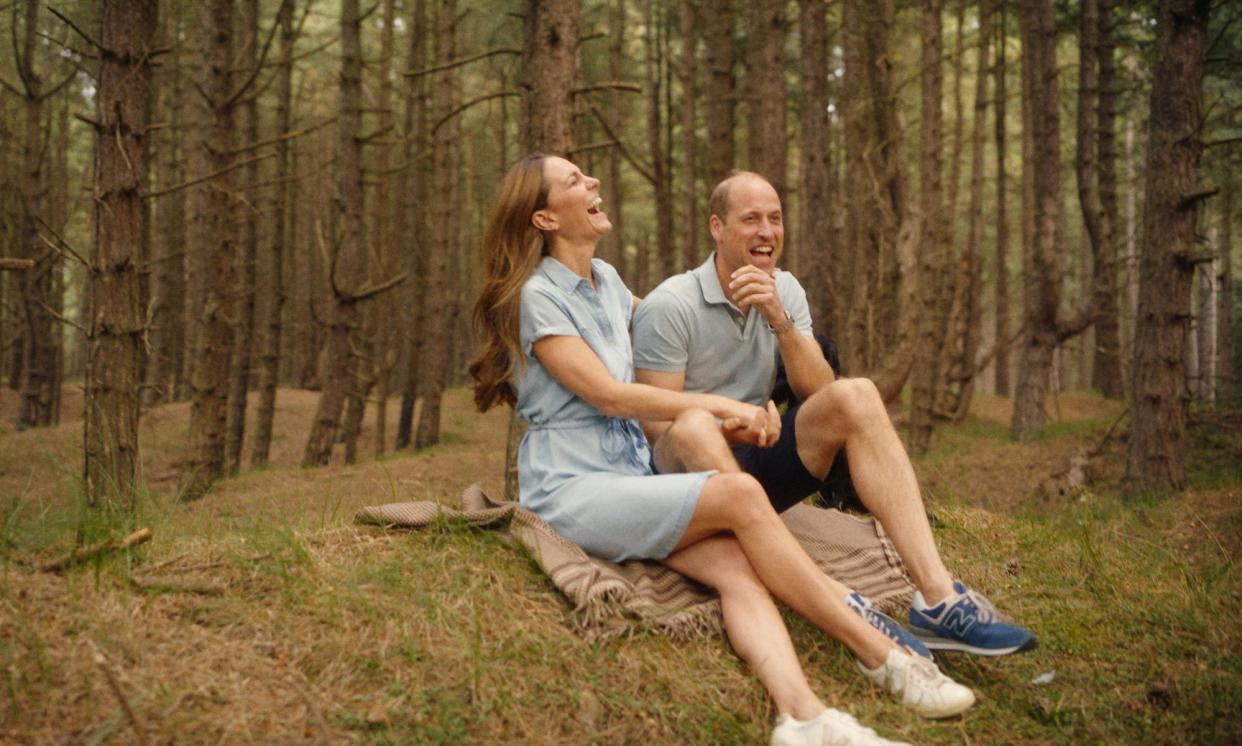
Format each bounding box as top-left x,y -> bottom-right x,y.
793,378 -> 956,606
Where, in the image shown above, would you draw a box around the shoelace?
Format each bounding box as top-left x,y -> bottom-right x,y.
960,587 -> 1001,624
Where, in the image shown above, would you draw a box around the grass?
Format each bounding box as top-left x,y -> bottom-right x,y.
0,387 -> 1239,744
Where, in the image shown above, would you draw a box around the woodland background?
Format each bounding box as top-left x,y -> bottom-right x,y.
0,0 -> 1239,504
1,1 -> 1241,743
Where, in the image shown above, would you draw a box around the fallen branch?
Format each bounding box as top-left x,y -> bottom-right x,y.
40,527 -> 153,573
92,644 -> 151,746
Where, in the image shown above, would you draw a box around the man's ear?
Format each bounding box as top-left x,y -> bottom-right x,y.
708,214 -> 723,242
531,209 -> 556,232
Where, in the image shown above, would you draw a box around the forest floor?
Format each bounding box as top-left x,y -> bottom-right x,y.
0,385 -> 1239,744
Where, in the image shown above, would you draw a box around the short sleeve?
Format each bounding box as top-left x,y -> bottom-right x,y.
631,289 -> 692,372
520,281 -> 580,357
777,272 -> 814,336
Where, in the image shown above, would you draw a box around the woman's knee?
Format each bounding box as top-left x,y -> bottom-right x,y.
701,472 -> 771,524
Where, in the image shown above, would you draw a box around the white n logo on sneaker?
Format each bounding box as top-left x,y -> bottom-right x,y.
941,607 -> 977,636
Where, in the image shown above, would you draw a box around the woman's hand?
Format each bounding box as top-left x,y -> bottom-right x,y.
720,400 -> 781,448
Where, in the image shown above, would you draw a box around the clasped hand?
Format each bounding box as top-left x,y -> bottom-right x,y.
720,400 -> 782,448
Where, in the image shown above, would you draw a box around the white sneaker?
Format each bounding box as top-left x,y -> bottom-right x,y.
770,708 -> 910,746
858,649 -> 976,718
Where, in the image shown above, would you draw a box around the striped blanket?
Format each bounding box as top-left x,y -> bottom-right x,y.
355,483 -> 914,643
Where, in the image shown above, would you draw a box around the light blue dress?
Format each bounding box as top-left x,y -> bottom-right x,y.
515,256 -> 714,562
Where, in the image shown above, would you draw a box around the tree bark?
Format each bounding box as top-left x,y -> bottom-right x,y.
1012,0 -> 1084,440
746,0 -> 789,267
939,0 -> 992,420
414,0 -> 462,450
1218,173 -> 1234,402
225,0 -> 262,473
1126,0 -> 1210,491
522,0 -> 579,154
85,0 -> 158,509
304,0 -> 371,466
909,0 -> 950,454
1076,0 -> 1124,400
678,0 -> 699,271
251,0 -> 296,467
644,0 -> 676,280
798,0 -> 836,333
148,3 -> 187,407
182,0 -> 239,498
993,1 -> 1011,396
702,0 -> 735,186
1094,0 -> 1124,397
16,0 -> 56,430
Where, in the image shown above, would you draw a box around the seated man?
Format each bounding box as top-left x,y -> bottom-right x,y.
632,169 -> 1036,657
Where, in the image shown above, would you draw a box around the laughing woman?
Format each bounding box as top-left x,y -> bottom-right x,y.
468,154 -> 971,746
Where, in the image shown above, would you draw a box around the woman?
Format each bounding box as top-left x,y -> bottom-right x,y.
469,155 -> 972,746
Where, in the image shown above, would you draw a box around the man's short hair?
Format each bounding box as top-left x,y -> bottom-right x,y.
709,170 -> 771,222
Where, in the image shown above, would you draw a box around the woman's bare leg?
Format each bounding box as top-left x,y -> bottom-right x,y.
674,472 -> 900,668
664,535 -> 824,721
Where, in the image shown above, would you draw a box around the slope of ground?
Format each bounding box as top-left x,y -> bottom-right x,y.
1,387 -> 1238,744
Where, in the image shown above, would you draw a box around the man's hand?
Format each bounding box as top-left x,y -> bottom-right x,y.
720,399 -> 782,447
728,265 -> 786,327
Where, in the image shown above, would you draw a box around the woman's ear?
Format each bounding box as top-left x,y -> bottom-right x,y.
531,209 -> 556,232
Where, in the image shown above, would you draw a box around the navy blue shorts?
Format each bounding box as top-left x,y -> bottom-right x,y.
731,403 -> 826,513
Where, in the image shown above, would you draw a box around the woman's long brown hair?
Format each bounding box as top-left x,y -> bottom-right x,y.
468,154 -> 551,412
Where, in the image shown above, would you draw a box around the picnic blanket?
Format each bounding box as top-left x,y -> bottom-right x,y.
355,483 -> 915,643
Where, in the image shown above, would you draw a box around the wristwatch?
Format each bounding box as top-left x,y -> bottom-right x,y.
769,311 -> 795,336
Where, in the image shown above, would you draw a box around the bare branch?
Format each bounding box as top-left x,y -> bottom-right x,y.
47,6 -> 103,52
145,152 -> 276,200
405,46 -> 521,79
40,301 -> 87,333
342,273 -> 407,303
225,116 -> 337,156
572,80 -> 643,96
431,91 -> 519,135
223,0 -> 290,108
588,102 -> 656,185
0,257 -> 34,271
1179,185 -> 1219,210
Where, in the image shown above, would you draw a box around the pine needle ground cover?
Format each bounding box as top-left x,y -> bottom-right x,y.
1,388 -> 1238,744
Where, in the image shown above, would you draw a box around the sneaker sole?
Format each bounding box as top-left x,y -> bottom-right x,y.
909,631 -> 1038,656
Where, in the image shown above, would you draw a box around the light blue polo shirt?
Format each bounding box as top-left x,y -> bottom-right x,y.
632,253 -> 814,407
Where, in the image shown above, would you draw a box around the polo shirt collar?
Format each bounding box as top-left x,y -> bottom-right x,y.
694,252 -> 730,306
540,254 -> 593,292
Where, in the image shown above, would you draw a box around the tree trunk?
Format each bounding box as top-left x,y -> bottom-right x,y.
16,0 -> 56,430
370,0 -> 398,457
939,0 -> 992,419
644,0 -> 676,281
993,1 -> 1011,396
1012,0 -> 1085,440
148,3 -> 187,407
304,0 -> 371,466
182,0 -> 239,498
746,0 -> 789,267
522,0 -> 579,154
1093,0 -> 1124,397
1076,0 -> 1123,400
251,0 -> 296,467
909,0 -> 949,454
1218,174 -> 1234,402
678,0 -> 699,271
414,0 -> 462,450
702,0 -> 735,186
225,0 -> 262,473
396,0 -> 428,450
798,0 -> 836,333
1126,0 -> 1210,491
605,0 -> 628,281
85,0 -> 157,509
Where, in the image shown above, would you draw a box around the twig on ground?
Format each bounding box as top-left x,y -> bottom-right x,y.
91,644 -> 151,746
40,528 -> 153,573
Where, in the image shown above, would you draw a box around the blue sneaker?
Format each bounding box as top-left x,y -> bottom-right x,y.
908,581 -> 1037,656
845,591 -> 933,661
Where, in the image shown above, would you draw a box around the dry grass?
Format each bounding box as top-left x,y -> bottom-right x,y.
1,386 -> 1239,744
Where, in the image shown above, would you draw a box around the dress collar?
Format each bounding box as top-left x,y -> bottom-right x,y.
540,254 -> 595,292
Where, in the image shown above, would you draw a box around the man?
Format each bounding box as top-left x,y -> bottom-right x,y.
632,170 -> 1035,658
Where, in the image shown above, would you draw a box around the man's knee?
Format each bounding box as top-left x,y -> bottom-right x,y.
666,408 -> 718,443
806,377 -> 885,433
